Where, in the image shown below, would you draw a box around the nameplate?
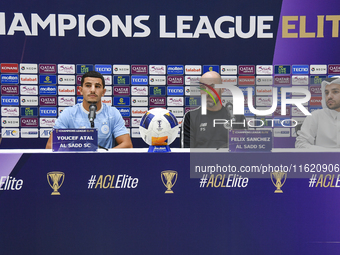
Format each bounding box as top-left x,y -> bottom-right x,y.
52,129 -> 98,152
229,130 -> 272,152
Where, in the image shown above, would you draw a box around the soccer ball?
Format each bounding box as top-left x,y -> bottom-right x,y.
139,108 -> 179,146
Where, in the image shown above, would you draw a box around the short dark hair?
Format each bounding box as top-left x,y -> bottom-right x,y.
81,71 -> 105,88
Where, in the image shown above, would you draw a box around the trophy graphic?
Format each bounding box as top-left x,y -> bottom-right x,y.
47,171 -> 65,195
270,172 -> 287,193
161,170 -> 178,194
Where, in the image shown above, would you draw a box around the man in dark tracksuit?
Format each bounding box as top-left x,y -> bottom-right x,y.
181,71 -> 247,148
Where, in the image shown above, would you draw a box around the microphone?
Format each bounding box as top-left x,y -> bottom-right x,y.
226,103 -> 235,121
88,103 -> 97,128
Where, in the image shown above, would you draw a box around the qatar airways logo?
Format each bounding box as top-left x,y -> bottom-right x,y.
39,64 -> 56,74
167,76 -> 184,85
113,86 -> 130,96
200,83 -> 311,116
328,64 -> 340,74
310,86 -> 321,95
131,65 -> 148,74
238,65 -> 255,75
1,85 -> 19,95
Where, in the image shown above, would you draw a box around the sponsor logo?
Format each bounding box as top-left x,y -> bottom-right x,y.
21,117 -> 38,127
167,86 -> 184,95
40,118 -> 56,127
76,75 -> 82,85
310,96 -> 322,106
310,75 -> 327,85
220,65 -> 237,75
20,96 -> 38,106
256,76 -> 273,85
1,117 -> 19,127
1,96 -> 19,105
39,64 -> 56,74
95,64 -> 112,74
112,86 -> 129,96
149,76 -> 166,85
58,97 -> 75,106
131,127 -> 141,137
292,75 -> 309,85
274,65 -> 291,74
2,64 -> 19,74
274,75 -> 291,85
1,107 -> 19,116
76,64 -> 93,74
150,86 -> 166,96
131,76 -> 148,85
131,65 -> 148,75
167,65 -> 184,75
58,107 -> 66,115
291,106 -> 305,116
256,65 -> 273,75
291,86 -> 309,96
131,117 -> 141,127
149,65 -> 166,75
40,128 -> 52,138
310,86 -> 321,95
124,118 -> 130,127
20,74 -> 38,84
168,76 -> 184,85
185,97 -> 201,106
328,64 -> 340,74
40,96 -> 57,106
149,97 -> 166,106
77,97 -> 83,104
117,107 -> 130,117
167,107 -> 184,117
1,74 -> 19,84
58,86 -> 75,95
102,97 -> 112,106
20,107 -> 38,116
20,85 -> 38,95
238,65 -> 255,75
113,75 -> 130,85
185,76 -> 200,85
238,76 -> 255,85
58,64 -> 75,74
1,63 -> 18,73
185,86 -> 200,96
292,65 -> 309,74
131,86 -> 148,96
239,86 -> 255,96
131,97 -> 148,106
39,85 -> 57,95
309,106 -> 322,113
203,65 -> 219,73
40,107 -> 57,116
21,61 -> 39,73
58,75 -> 75,85
221,76 -> 237,85
310,65 -> 327,74
185,65 -> 201,75
1,85 -> 19,95
256,86 -> 272,96
104,86 -> 112,96
114,97 -> 130,106
273,128 -> 290,137
104,75 -> 112,85
131,107 -> 148,116
256,97 -> 273,106
39,75 -> 57,84
113,65 -> 130,74
2,128 -> 20,138
167,97 -> 183,106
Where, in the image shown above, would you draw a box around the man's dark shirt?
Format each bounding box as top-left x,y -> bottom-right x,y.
181,106 -> 247,148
